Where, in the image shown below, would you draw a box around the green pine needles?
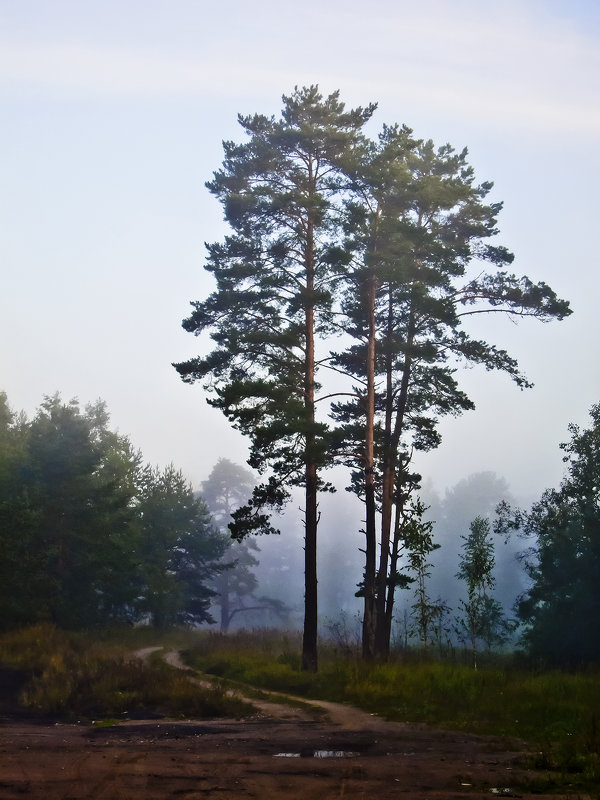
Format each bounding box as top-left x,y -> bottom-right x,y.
175,85 -> 571,669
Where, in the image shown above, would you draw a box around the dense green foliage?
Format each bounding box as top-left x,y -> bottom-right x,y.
497,403 -> 600,664
0,392 -> 228,630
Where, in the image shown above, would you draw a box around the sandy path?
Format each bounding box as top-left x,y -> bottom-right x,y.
161,647 -> 320,721
162,648 -> 421,732
156,648 -> 437,734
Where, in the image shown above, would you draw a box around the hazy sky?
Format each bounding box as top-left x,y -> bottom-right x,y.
1,0 -> 598,503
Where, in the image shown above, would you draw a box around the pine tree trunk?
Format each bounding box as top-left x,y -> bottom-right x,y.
383,481 -> 405,656
362,269 -> 377,661
303,459 -> 319,671
302,207 -> 319,672
375,466 -> 395,656
374,297 -> 416,658
374,289 -> 397,658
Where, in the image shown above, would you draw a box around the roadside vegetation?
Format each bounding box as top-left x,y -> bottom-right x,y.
2,624 -> 599,792
183,628 -> 600,791
0,624 -> 253,721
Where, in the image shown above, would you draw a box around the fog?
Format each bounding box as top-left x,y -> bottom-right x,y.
211,468 -> 529,640
1,1 -> 598,611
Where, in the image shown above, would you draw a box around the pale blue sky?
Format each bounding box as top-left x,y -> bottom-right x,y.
1,0 -> 598,501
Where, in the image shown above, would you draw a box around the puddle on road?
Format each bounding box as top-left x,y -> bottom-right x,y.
273,750 -> 360,759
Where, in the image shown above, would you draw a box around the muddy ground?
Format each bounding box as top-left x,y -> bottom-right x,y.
0,652 -> 586,799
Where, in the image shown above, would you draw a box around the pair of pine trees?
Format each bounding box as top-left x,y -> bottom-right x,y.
174,86 -> 570,670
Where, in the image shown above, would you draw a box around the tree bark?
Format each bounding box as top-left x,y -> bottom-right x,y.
302,200 -> 319,672
303,459 -> 319,671
374,295 -> 416,658
383,475 -> 407,656
362,268 -> 378,661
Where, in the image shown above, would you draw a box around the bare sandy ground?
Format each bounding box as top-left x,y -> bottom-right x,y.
0,649 -> 586,800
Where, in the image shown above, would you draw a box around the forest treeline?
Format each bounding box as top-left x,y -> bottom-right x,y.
0,392 -> 228,630
1,390 -> 598,666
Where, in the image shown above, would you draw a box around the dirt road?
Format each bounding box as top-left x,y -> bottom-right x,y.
0,650 -> 582,799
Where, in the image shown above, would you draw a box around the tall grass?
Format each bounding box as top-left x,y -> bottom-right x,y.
184,629 -> 600,784
0,624 -> 253,720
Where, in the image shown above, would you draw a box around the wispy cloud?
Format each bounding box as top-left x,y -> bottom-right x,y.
0,1 -> 598,135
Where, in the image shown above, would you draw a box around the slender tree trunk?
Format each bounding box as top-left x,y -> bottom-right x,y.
303,458 -> 319,671
374,288 -> 396,657
220,497 -> 232,633
374,297 -> 416,658
362,268 -> 377,661
383,480 -> 405,656
302,201 -> 319,672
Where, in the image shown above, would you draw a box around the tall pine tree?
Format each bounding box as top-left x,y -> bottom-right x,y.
333,127 -> 571,658
174,86 -> 375,670
176,88 -> 571,665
